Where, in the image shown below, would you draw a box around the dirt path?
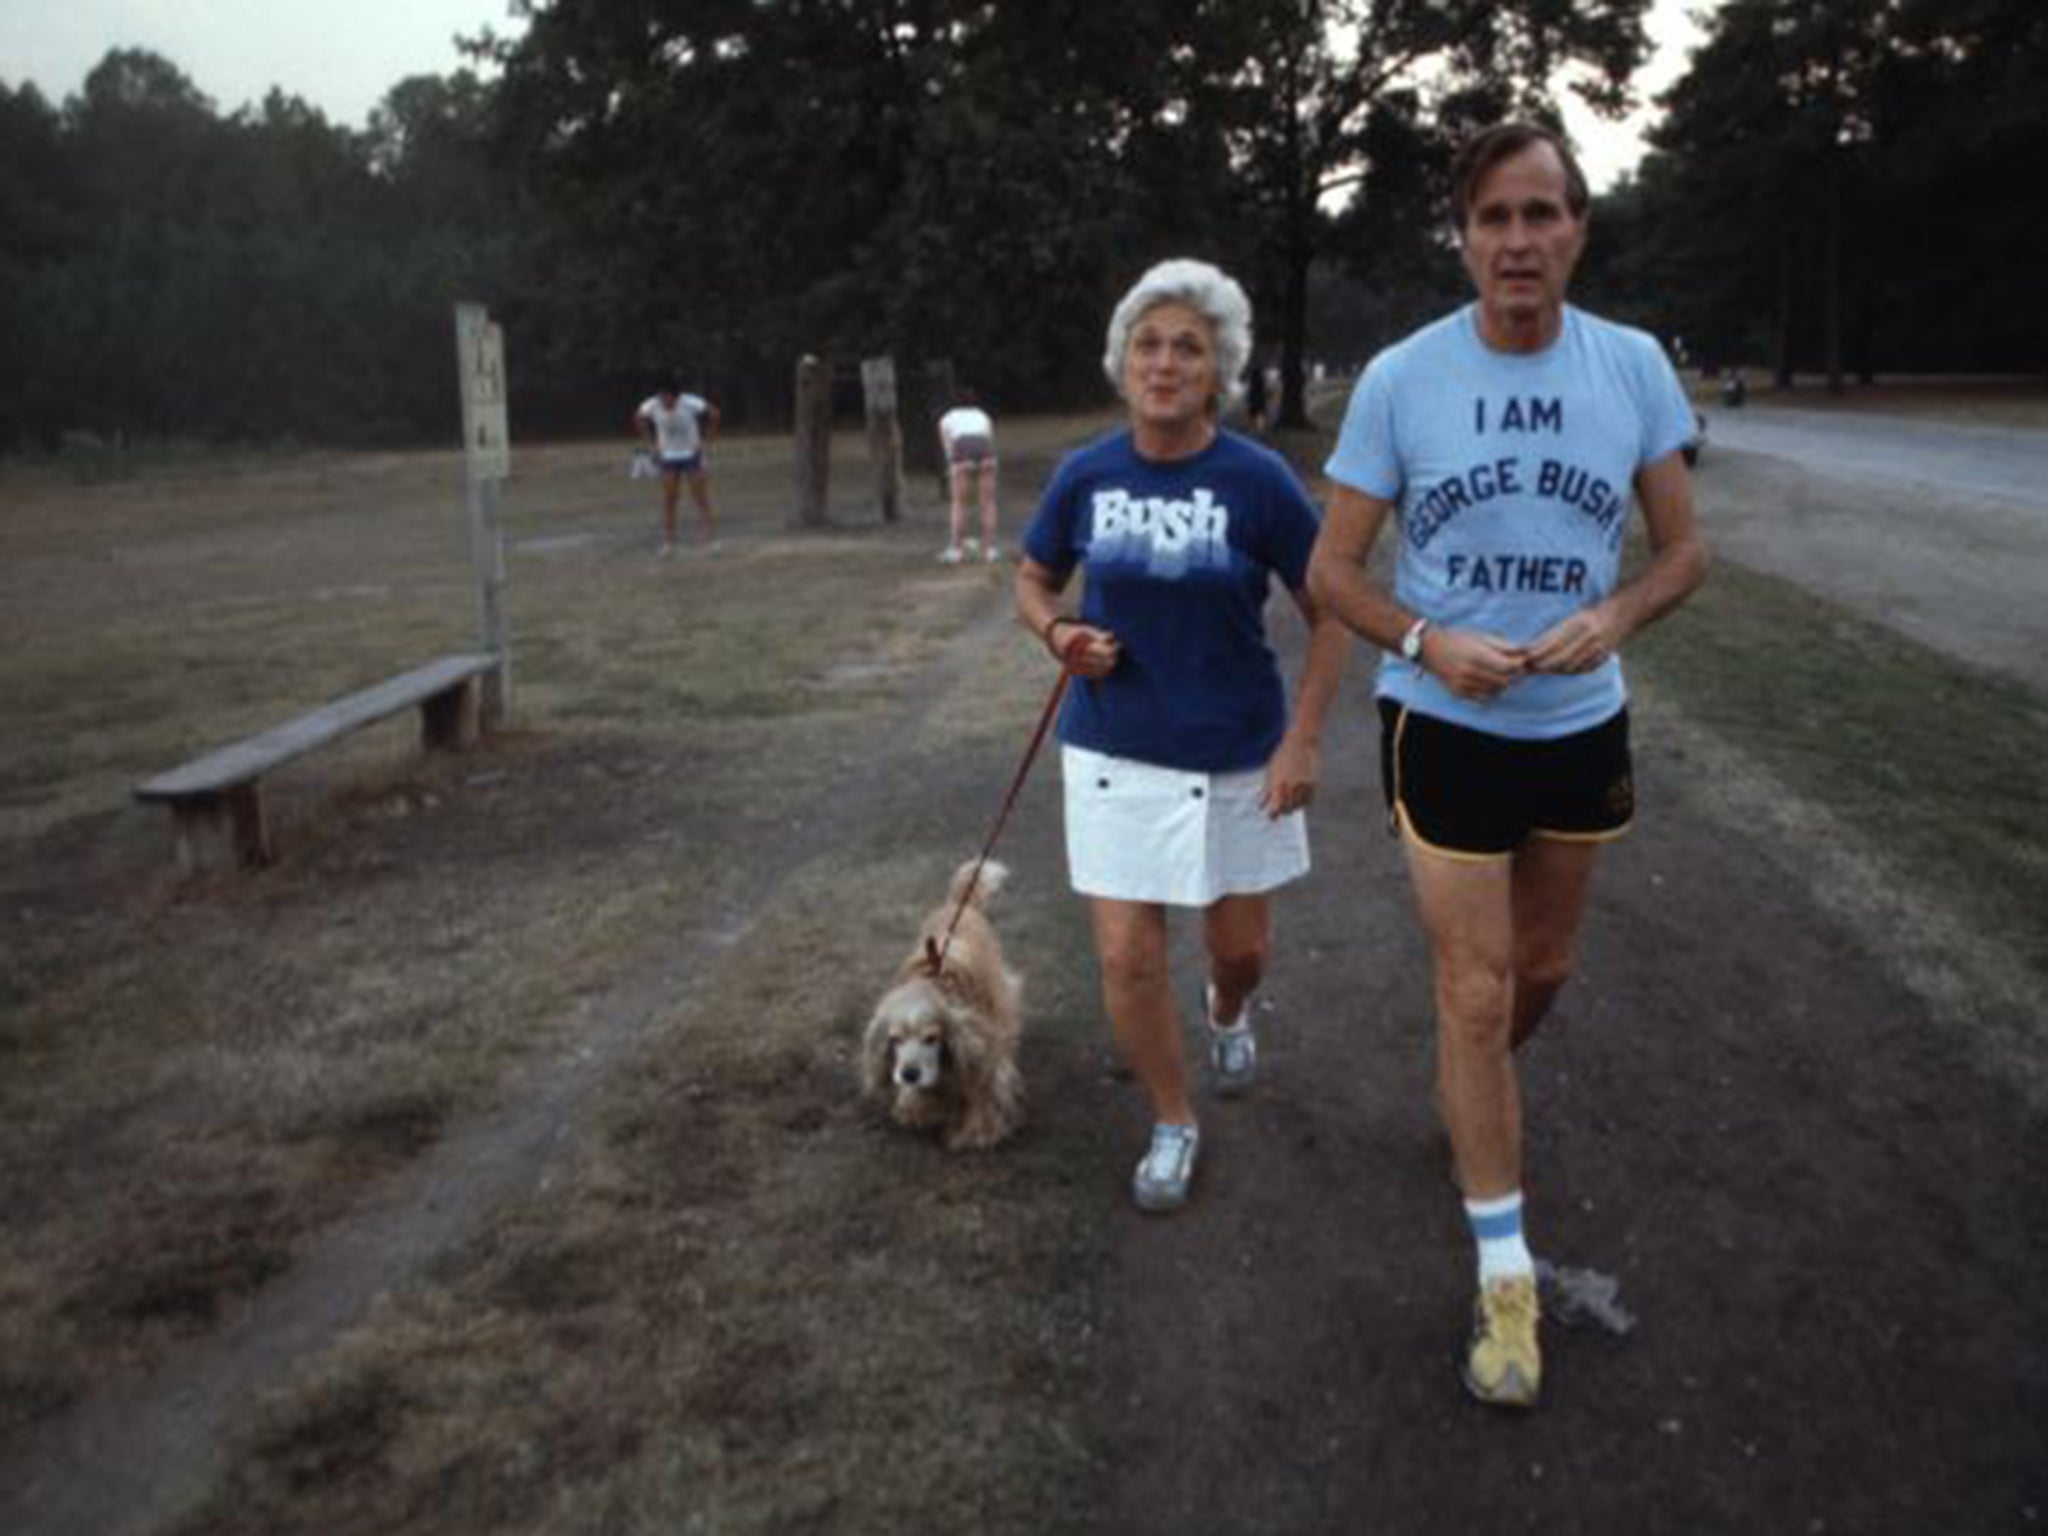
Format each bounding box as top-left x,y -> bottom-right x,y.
1077,658 -> 2048,1531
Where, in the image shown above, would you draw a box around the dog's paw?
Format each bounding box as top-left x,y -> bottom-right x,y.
943,1116 -> 1015,1152
892,1092 -> 948,1131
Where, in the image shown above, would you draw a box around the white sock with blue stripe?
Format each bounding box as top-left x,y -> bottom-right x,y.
1464,1190 -> 1535,1284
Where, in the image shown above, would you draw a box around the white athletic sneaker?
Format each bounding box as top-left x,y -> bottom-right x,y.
937,545 -> 964,565
1131,1123 -> 1200,1213
1206,983 -> 1258,1097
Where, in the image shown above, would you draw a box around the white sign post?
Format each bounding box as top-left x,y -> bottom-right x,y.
454,302 -> 511,721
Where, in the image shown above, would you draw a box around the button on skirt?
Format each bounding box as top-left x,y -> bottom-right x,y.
1061,745 -> 1310,907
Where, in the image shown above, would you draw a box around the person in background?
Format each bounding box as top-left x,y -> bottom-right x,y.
1309,122 -> 1708,1409
1014,258 -> 1348,1214
937,388 -> 1000,563
633,377 -> 721,556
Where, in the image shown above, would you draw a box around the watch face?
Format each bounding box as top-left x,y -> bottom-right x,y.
1402,625 -> 1422,660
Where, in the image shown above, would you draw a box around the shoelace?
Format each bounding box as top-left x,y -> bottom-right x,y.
1488,1278 -> 1539,1332
1213,1028 -> 1254,1069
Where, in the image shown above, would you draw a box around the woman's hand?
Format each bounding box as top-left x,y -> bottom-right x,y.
1260,731 -> 1321,819
1048,620 -> 1120,679
1419,626 -> 1528,701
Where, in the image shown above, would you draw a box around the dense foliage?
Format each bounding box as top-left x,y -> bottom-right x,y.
0,51 -> 525,448
1,0 -> 2040,449
1593,0 -> 2048,385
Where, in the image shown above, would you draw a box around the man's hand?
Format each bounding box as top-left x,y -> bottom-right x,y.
1525,604 -> 1623,675
1421,627 -> 1528,700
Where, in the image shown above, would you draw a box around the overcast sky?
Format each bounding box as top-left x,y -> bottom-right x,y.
0,0 -> 520,127
1,0 -> 1707,187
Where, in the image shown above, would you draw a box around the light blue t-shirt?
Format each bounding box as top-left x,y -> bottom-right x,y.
1324,303 -> 1694,739
1023,427 -> 1320,772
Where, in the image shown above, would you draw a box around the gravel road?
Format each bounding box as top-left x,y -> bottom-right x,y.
1699,407 -> 2048,694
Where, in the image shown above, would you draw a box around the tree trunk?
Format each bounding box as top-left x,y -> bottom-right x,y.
1774,239 -> 1796,391
1824,151 -> 1845,397
1275,55 -> 1313,433
900,357 -> 952,491
1277,226 -> 1312,431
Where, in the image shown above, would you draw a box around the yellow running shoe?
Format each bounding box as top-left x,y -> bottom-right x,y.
1464,1273 -> 1542,1408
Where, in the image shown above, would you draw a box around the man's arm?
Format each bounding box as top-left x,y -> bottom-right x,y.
1306,484 -> 1403,650
1523,450 -> 1709,675
1307,484 -> 1528,701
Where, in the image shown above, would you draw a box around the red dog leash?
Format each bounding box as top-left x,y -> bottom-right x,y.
924,627 -> 1090,976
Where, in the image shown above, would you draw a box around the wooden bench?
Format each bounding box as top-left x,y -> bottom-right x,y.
136,652 -> 502,873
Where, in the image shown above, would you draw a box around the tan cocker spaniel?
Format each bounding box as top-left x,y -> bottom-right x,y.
860,859 -> 1023,1151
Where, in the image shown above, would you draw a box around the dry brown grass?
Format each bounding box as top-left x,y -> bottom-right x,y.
0,411 -> 1115,1480
179,851 -> 1110,1534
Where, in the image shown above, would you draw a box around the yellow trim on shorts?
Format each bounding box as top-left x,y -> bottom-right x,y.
1389,710 -> 1507,863
1393,801 -> 1512,864
1529,821 -> 1633,844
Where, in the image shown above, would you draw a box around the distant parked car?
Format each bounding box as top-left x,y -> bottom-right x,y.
1682,409 -> 1707,467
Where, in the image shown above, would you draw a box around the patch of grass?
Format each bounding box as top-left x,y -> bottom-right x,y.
64,1186 -> 296,1332
242,1367 -> 413,1498
1631,556 -> 2048,976
0,427 -> 1080,1463
183,850 -> 1108,1535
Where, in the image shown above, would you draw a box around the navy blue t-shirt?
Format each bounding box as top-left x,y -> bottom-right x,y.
1022,427 -> 1322,773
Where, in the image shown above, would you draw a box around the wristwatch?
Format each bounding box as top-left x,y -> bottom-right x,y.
1400,617 -> 1430,663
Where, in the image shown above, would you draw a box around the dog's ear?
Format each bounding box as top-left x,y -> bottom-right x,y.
858,1012 -> 893,1097
941,1002 -> 990,1091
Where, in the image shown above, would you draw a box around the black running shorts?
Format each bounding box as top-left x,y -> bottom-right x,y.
1377,699 -> 1634,858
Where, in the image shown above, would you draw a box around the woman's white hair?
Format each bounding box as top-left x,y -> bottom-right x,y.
1102,258 -> 1254,411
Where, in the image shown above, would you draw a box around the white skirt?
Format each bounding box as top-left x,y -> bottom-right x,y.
1062,744 -> 1310,907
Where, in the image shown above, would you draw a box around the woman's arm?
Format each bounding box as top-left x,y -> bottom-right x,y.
1013,556 -> 1119,678
1260,584 -> 1349,816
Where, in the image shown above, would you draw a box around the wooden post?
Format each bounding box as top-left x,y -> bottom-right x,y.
169,786 -> 270,873
466,476 -> 509,722
454,302 -> 511,721
860,356 -> 904,523
420,677 -> 484,752
792,353 -> 832,528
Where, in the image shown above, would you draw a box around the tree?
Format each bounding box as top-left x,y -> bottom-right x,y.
1,45 -> 547,448
0,81 -> 77,445
1199,0 -> 1654,426
488,0 -> 1202,420
1638,0 -> 2048,386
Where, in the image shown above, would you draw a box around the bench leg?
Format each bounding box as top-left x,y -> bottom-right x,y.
169,785 -> 270,872
420,678 -> 482,752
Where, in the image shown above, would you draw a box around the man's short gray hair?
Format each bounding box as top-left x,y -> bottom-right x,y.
1102,258 -> 1254,411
